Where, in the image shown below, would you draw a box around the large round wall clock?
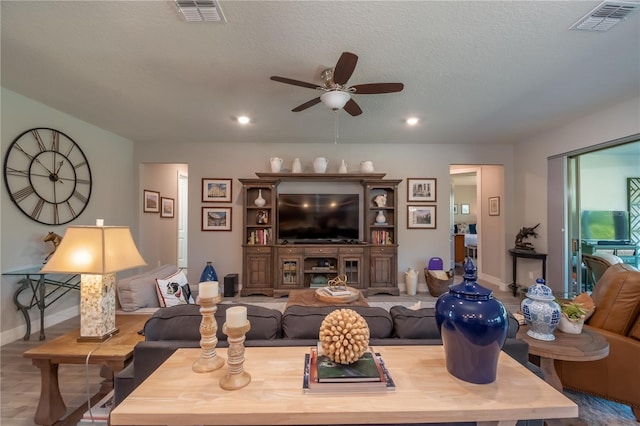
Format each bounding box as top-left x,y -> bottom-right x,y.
3,127 -> 93,225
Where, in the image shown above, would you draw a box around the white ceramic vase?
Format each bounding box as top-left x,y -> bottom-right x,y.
270,157 -> 283,173
254,189 -> 266,207
360,161 -> 374,173
338,160 -> 348,174
376,210 -> 386,224
405,267 -> 418,296
313,157 -> 328,173
292,158 -> 302,173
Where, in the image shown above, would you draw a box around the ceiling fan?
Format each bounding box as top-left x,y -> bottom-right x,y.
270,52 -> 404,117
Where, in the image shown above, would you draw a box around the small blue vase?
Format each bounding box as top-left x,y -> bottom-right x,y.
199,261 -> 218,282
435,258 -> 509,384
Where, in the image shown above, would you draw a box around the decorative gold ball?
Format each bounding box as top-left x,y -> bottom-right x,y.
319,309 -> 370,364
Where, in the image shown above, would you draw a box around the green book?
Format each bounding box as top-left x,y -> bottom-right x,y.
316,351 -> 383,383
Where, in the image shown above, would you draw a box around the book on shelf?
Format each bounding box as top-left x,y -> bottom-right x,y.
302,349 -> 395,394
80,389 -> 113,422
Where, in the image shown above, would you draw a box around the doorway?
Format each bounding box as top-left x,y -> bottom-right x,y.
178,171 -> 189,269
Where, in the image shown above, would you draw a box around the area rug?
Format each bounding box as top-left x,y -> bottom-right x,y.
565,389 -> 637,425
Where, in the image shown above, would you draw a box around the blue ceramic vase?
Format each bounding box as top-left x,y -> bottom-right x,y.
435,258 -> 509,384
199,261 -> 218,282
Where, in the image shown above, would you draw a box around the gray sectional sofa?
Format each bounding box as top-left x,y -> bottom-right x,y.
114,303 -> 536,409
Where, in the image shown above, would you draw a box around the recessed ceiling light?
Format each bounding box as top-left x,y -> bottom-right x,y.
237,116 -> 250,125
406,117 -> 419,126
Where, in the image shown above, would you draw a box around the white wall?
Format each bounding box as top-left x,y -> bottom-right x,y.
134,143 -> 516,293
1,88 -> 137,344
513,96 -> 640,292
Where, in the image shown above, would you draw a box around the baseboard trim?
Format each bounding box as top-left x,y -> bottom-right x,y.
0,305 -> 79,346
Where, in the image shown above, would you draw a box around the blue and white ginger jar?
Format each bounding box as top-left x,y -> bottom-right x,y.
521,278 -> 560,341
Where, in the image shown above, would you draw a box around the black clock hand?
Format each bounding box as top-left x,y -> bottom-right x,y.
33,158 -> 55,175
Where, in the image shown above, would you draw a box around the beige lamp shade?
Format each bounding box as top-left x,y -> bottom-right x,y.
41,226 -> 146,274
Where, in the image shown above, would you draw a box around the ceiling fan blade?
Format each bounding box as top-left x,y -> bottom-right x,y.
343,99 -> 363,116
351,83 -> 404,94
333,52 -> 358,86
270,76 -> 320,90
292,97 -> 322,112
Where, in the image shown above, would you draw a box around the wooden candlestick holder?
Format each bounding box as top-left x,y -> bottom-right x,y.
192,295 -> 225,373
219,321 -> 251,390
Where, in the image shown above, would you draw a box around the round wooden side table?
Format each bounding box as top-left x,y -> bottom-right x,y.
517,325 -> 609,392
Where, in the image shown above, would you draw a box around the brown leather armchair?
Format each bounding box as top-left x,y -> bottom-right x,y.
555,263 -> 640,420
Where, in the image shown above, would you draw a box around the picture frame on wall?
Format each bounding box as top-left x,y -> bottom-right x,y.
407,178 -> 437,202
160,197 -> 175,218
202,178 -> 232,203
453,204 -> 458,215
143,190 -> 160,213
489,196 -> 500,216
407,205 -> 437,229
202,207 -> 232,231
461,204 -> 470,215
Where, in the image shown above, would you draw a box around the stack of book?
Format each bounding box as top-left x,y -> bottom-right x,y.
318,286 -> 352,297
76,390 -> 113,426
302,346 -> 395,394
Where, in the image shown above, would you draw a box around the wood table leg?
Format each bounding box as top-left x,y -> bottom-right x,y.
538,356 -> 563,392
32,359 -> 66,426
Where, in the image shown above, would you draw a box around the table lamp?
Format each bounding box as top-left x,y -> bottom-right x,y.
40,222 -> 146,341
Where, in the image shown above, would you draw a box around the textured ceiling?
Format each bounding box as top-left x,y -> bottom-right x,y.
2,1 -> 639,146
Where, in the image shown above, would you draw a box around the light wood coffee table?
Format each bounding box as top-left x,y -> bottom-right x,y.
110,346 -> 578,426
23,314 -> 149,426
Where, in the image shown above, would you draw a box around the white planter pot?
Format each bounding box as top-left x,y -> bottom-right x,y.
557,315 -> 584,334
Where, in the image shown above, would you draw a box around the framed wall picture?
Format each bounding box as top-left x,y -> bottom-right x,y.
143,190 -> 160,213
160,197 -> 175,218
489,196 -> 500,216
407,205 -> 437,229
461,204 -> 470,215
407,178 -> 437,202
202,178 -> 232,203
202,207 -> 232,231
453,204 -> 458,215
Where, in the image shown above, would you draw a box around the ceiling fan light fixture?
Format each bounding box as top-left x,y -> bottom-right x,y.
320,91 -> 351,110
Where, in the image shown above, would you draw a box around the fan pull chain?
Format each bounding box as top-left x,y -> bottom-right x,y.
334,110 -> 339,144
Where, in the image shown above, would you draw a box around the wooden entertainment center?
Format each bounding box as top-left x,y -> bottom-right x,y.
240,173 -> 402,297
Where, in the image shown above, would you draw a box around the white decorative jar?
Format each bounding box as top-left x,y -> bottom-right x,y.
270,157 -> 283,173
338,160 -> 348,174
360,161 -> 374,173
404,267 -> 418,296
313,157 -> 328,173
521,278 -> 561,341
375,210 -> 386,224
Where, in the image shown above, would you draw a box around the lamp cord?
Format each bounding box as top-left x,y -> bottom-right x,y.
84,335 -> 113,424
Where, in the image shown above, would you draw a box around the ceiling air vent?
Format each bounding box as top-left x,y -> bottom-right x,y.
176,0 -> 227,22
570,1 -> 640,32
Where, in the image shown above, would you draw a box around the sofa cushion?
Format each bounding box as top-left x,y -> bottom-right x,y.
282,305 -> 393,339
143,303 -> 282,341
117,264 -> 178,311
588,263 -> 640,336
390,306 -> 440,339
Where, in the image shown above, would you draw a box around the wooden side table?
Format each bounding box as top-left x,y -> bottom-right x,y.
516,325 -> 609,392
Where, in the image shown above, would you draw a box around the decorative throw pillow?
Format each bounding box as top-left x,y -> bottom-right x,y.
155,270 -> 195,307
457,223 -> 469,234
469,223 -> 477,234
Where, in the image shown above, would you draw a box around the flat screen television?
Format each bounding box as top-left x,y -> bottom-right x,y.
277,193 -> 360,243
580,210 -> 630,243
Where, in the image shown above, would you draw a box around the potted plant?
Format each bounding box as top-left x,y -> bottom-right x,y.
557,300 -> 588,334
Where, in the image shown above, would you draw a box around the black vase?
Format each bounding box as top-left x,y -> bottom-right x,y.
435,258 -> 509,384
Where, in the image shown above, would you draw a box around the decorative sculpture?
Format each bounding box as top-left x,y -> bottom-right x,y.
514,223 -> 540,251
373,193 -> 387,207
327,274 -> 348,289
43,232 -> 62,262
319,309 -> 370,364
